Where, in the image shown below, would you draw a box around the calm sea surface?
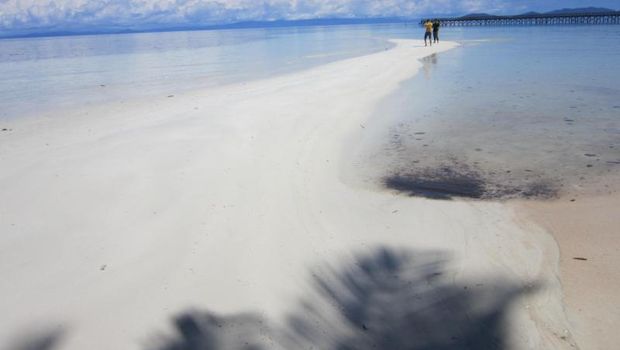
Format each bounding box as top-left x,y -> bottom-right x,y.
362,25 -> 620,198
0,26 -> 391,119
1,24 -> 619,196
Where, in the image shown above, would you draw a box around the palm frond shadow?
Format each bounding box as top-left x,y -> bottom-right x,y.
153,247 -> 536,350
7,329 -> 64,350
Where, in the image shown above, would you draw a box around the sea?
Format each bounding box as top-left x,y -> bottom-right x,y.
1,24 -> 619,197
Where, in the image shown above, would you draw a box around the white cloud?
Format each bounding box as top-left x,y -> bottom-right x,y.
1,0 -> 616,33
0,0 -> 483,31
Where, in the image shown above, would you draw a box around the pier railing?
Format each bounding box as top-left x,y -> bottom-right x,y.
420,11 -> 620,26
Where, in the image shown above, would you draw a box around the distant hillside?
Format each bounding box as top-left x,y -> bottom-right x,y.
546,7 -> 615,15
458,13 -> 499,19
1,17 -> 415,39
211,17 -> 410,29
518,11 -> 541,16
458,7 -> 617,20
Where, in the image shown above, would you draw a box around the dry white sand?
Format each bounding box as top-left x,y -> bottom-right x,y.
1,40 -> 577,349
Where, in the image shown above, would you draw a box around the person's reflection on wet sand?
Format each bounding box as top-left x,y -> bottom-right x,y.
422,53 -> 438,79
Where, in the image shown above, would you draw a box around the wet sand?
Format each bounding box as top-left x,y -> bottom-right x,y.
340,41 -> 620,350
514,195 -> 620,350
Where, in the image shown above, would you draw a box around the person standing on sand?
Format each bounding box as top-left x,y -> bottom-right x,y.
433,20 -> 440,43
424,20 -> 433,46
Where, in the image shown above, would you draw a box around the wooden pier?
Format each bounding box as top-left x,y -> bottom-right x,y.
421,11 -> 620,26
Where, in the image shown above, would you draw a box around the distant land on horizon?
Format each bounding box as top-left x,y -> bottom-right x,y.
458,7 -> 617,19
1,7 -> 618,40
547,7 -> 616,14
2,17 -> 414,39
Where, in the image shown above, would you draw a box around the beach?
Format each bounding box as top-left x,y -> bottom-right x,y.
0,38 -> 615,350
514,195 -> 620,350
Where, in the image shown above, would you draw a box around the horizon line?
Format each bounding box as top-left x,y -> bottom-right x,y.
2,6 -> 618,40
1,17 -> 420,40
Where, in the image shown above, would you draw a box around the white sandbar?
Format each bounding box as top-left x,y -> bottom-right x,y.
0,40 -> 575,349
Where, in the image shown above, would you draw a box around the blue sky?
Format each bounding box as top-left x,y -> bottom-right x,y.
1,1 -> 619,35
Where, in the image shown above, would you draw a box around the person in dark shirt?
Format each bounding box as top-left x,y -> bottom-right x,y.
432,20 -> 440,43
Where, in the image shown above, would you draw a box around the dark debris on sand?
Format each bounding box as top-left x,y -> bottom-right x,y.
385,166 -> 485,200
383,162 -> 558,200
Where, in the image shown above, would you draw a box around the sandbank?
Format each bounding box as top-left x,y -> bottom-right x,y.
0,39 -> 579,349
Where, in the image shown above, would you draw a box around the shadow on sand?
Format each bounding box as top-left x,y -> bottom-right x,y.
151,247 -> 536,350
383,161 -> 558,200
7,330 -> 65,350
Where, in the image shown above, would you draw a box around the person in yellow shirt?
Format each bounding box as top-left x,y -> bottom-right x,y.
424,20 -> 434,46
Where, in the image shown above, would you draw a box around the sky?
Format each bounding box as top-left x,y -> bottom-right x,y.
1,0 -> 619,35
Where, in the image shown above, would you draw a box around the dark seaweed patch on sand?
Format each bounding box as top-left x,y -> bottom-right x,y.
385,166 -> 485,200
383,162 -> 558,200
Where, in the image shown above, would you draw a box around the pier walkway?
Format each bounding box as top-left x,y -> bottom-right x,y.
421,11 -> 620,26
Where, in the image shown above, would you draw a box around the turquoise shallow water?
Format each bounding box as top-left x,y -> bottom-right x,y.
1,24 -> 619,197
0,25 -> 392,119
361,25 -> 620,198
